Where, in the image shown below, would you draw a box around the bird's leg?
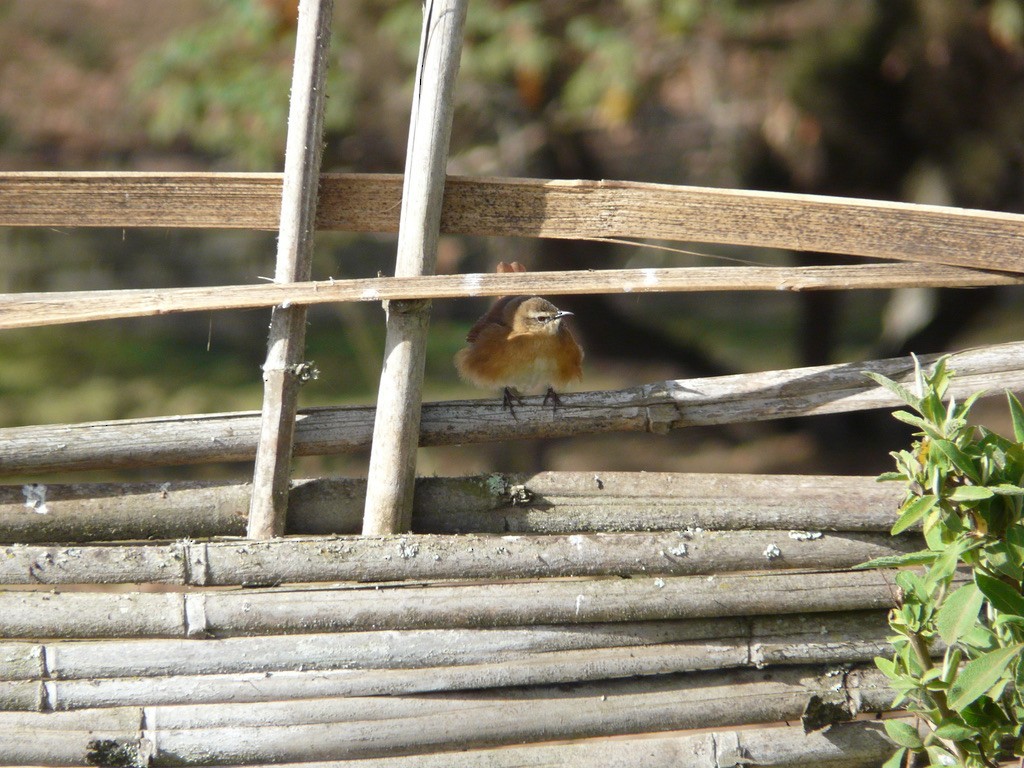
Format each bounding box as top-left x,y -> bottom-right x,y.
543,387 -> 563,410
502,387 -> 524,419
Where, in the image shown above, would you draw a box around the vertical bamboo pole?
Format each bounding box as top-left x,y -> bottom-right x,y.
362,0 -> 469,535
247,0 -> 334,539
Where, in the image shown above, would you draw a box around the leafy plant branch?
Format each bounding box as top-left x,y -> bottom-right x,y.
860,355 -> 1024,768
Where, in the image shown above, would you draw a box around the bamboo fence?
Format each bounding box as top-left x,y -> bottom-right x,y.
3,0 -> 1024,764
1,666 -> 894,764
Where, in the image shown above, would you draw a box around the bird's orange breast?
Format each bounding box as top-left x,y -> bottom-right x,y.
455,326 -> 582,393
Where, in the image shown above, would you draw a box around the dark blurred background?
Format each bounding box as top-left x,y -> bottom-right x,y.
1,0 -> 1023,482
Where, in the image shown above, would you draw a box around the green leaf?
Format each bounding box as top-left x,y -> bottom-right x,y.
923,517 -> 949,551
884,718 -> 923,749
948,485 -> 995,502
947,644 -> 1023,711
976,572 -> 1024,615
991,483 -> 1024,496
891,409 -> 945,439
854,549 -> 937,570
924,745 -> 958,765
926,539 -> 966,586
960,624 -> 998,651
993,614 -> 1024,630
931,440 -> 983,485
892,494 -> 938,535
937,583 -> 985,644
943,647 -> 963,683
959,389 -> 985,418
896,570 -> 926,597
1008,390 -> 1024,443
926,355 -> 952,399
864,370 -> 922,411
1005,526 -> 1024,569
985,541 -> 1024,582
933,720 -> 977,740
880,747 -> 907,768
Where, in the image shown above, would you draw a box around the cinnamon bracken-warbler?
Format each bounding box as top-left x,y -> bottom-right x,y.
454,262 -> 583,416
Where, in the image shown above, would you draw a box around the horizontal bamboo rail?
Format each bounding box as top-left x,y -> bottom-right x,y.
0,665 -> 892,764
0,610 -> 886,684
0,530 -> 920,586
0,472 -> 903,543
2,263 -> 1022,330
3,341 -> 1021,475
0,569 -> 907,639
0,717 -> 898,767
0,612 -> 893,711
3,173 -> 1024,272
214,721 -> 897,768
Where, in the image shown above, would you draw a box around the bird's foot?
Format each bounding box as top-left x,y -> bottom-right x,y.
543,387 -> 563,410
502,387 -> 524,420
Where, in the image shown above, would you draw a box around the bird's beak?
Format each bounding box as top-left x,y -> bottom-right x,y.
555,310 -> 574,320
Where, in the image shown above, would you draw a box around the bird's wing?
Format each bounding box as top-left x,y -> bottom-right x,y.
465,295 -> 521,342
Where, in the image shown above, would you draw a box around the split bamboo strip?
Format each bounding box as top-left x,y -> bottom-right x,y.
363,0 -> 470,535
2,172 -> 1024,272
0,665 -> 894,764
1,342 -> 1021,475
0,569 -> 906,639
0,531 -> 920,586
0,472 -> 903,543
247,0 -> 334,539
0,611 -> 885,682
190,720 -> 898,768
1,263 -> 1021,330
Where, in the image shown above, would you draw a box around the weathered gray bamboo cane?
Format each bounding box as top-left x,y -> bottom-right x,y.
0,569 -> 910,639
167,720 -> 897,768
0,531 -> 920,586
2,341 -> 1021,476
0,665 -> 893,764
0,612 -> 895,711
0,611 -> 886,683
248,0 -> 333,539
0,718 -> 900,767
363,0 -> 470,535
0,472 -> 904,544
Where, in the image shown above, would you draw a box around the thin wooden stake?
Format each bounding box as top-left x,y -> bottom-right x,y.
247,0 -> 333,539
362,0 -> 469,535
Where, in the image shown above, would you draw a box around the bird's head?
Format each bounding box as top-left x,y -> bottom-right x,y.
509,297 -> 574,336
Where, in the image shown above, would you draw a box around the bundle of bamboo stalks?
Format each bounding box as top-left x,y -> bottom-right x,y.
0,469 -> 924,765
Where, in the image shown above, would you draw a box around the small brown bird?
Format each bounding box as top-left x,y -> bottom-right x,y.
455,263 -> 583,415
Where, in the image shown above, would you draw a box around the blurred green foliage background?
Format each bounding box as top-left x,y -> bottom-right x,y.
1,0 -> 1023,481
